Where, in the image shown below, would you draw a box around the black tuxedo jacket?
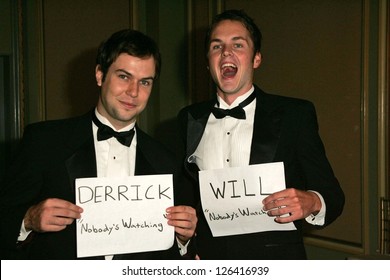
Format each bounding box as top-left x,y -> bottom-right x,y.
177,85 -> 345,259
0,111 -> 182,260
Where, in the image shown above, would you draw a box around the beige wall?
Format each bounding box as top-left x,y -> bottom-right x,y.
224,0 -> 362,246
43,0 -> 132,119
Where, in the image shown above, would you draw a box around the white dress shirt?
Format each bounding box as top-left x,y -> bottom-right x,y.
93,109 -> 136,179
191,86 -> 325,225
94,109 -> 189,257
93,109 -> 136,260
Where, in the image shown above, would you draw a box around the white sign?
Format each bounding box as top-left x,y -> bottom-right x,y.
75,174 -> 174,258
199,162 -> 296,237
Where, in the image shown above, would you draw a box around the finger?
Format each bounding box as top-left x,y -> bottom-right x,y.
266,204 -> 286,217
175,223 -> 195,241
263,197 -> 288,211
41,224 -> 68,232
263,188 -> 298,206
166,205 -> 195,215
45,198 -> 83,213
50,216 -> 76,227
166,211 -> 193,222
274,215 -> 295,224
169,219 -> 193,229
46,206 -> 82,220
174,226 -> 193,237
39,210 -> 78,232
262,189 -> 286,205
167,214 -> 196,231
166,206 -> 197,226
274,207 -> 303,223
37,216 -> 71,232
31,201 -> 82,232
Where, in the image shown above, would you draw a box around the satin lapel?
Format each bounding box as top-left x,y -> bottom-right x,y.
65,112 -> 97,193
249,87 -> 282,164
186,101 -> 214,156
134,128 -> 156,175
187,114 -> 208,156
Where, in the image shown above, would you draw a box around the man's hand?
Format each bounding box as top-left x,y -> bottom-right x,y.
24,198 -> 83,232
262,188 -> 321,223
166,205 -> 197,245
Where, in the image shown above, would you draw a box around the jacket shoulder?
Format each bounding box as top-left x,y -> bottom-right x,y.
24,112 -> 91,135
178,100 -> 213,118
136,128 -> 176,160
256,88 -> 316,117
258,87 -> 313,106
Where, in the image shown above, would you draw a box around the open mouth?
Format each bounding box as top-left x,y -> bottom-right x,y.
221,63 -> 237,78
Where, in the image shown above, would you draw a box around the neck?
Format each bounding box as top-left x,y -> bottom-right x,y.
95,107 -> 135,131
217,85 -> 254,106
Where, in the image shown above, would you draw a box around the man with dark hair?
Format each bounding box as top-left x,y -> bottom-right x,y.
0,29 -> 197,260
178,10 -> 344,259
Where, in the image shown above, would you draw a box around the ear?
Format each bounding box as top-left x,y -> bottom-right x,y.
95,65 -> 103,86
253,52 -> 262,69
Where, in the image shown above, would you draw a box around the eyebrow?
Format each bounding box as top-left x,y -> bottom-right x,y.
210,36 -> 248,44
115,69 -> 155,80
232,36 -> 247,42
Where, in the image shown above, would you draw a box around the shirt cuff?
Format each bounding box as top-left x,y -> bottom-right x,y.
18,220 -> 32,242
176,237 -> 190,256
305,191 -> 326,226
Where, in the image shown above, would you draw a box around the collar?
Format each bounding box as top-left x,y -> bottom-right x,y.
94,108 -> 136,132
216,85 -> 255,109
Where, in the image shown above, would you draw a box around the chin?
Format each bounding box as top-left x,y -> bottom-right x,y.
219,83 -> 240,94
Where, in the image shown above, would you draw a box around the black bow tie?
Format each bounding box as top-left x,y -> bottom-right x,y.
211,91 -> 256,120
92,112 -> 135,147
212,106 -> 246,119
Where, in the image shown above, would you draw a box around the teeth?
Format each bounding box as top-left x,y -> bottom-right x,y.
221,63 -> 237,68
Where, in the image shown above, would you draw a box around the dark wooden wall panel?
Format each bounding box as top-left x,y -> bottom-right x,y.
43,0 -> 131,119
192,0 -> 364,246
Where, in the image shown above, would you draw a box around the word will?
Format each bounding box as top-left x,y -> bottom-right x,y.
208,177 -> 264,199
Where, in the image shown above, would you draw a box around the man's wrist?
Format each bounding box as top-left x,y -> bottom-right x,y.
23,210 -> 32,231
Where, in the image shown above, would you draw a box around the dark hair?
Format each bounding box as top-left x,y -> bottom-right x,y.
204,9 -> 262,59
96,29 -> 161,81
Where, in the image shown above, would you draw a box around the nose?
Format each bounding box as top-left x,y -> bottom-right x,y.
222,45 -> 232,57
125,80 -> 139,97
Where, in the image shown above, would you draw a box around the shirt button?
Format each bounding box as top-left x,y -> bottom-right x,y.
227,132 -> 230,135
188,155 -> 195,163
226,159 -> 230,162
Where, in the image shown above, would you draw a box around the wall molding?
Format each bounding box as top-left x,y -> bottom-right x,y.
20,0 -> 46,124
378,0 -> 389,199
304,237 -> 364,256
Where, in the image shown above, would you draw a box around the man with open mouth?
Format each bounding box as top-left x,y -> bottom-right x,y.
177,9 -> 344,260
